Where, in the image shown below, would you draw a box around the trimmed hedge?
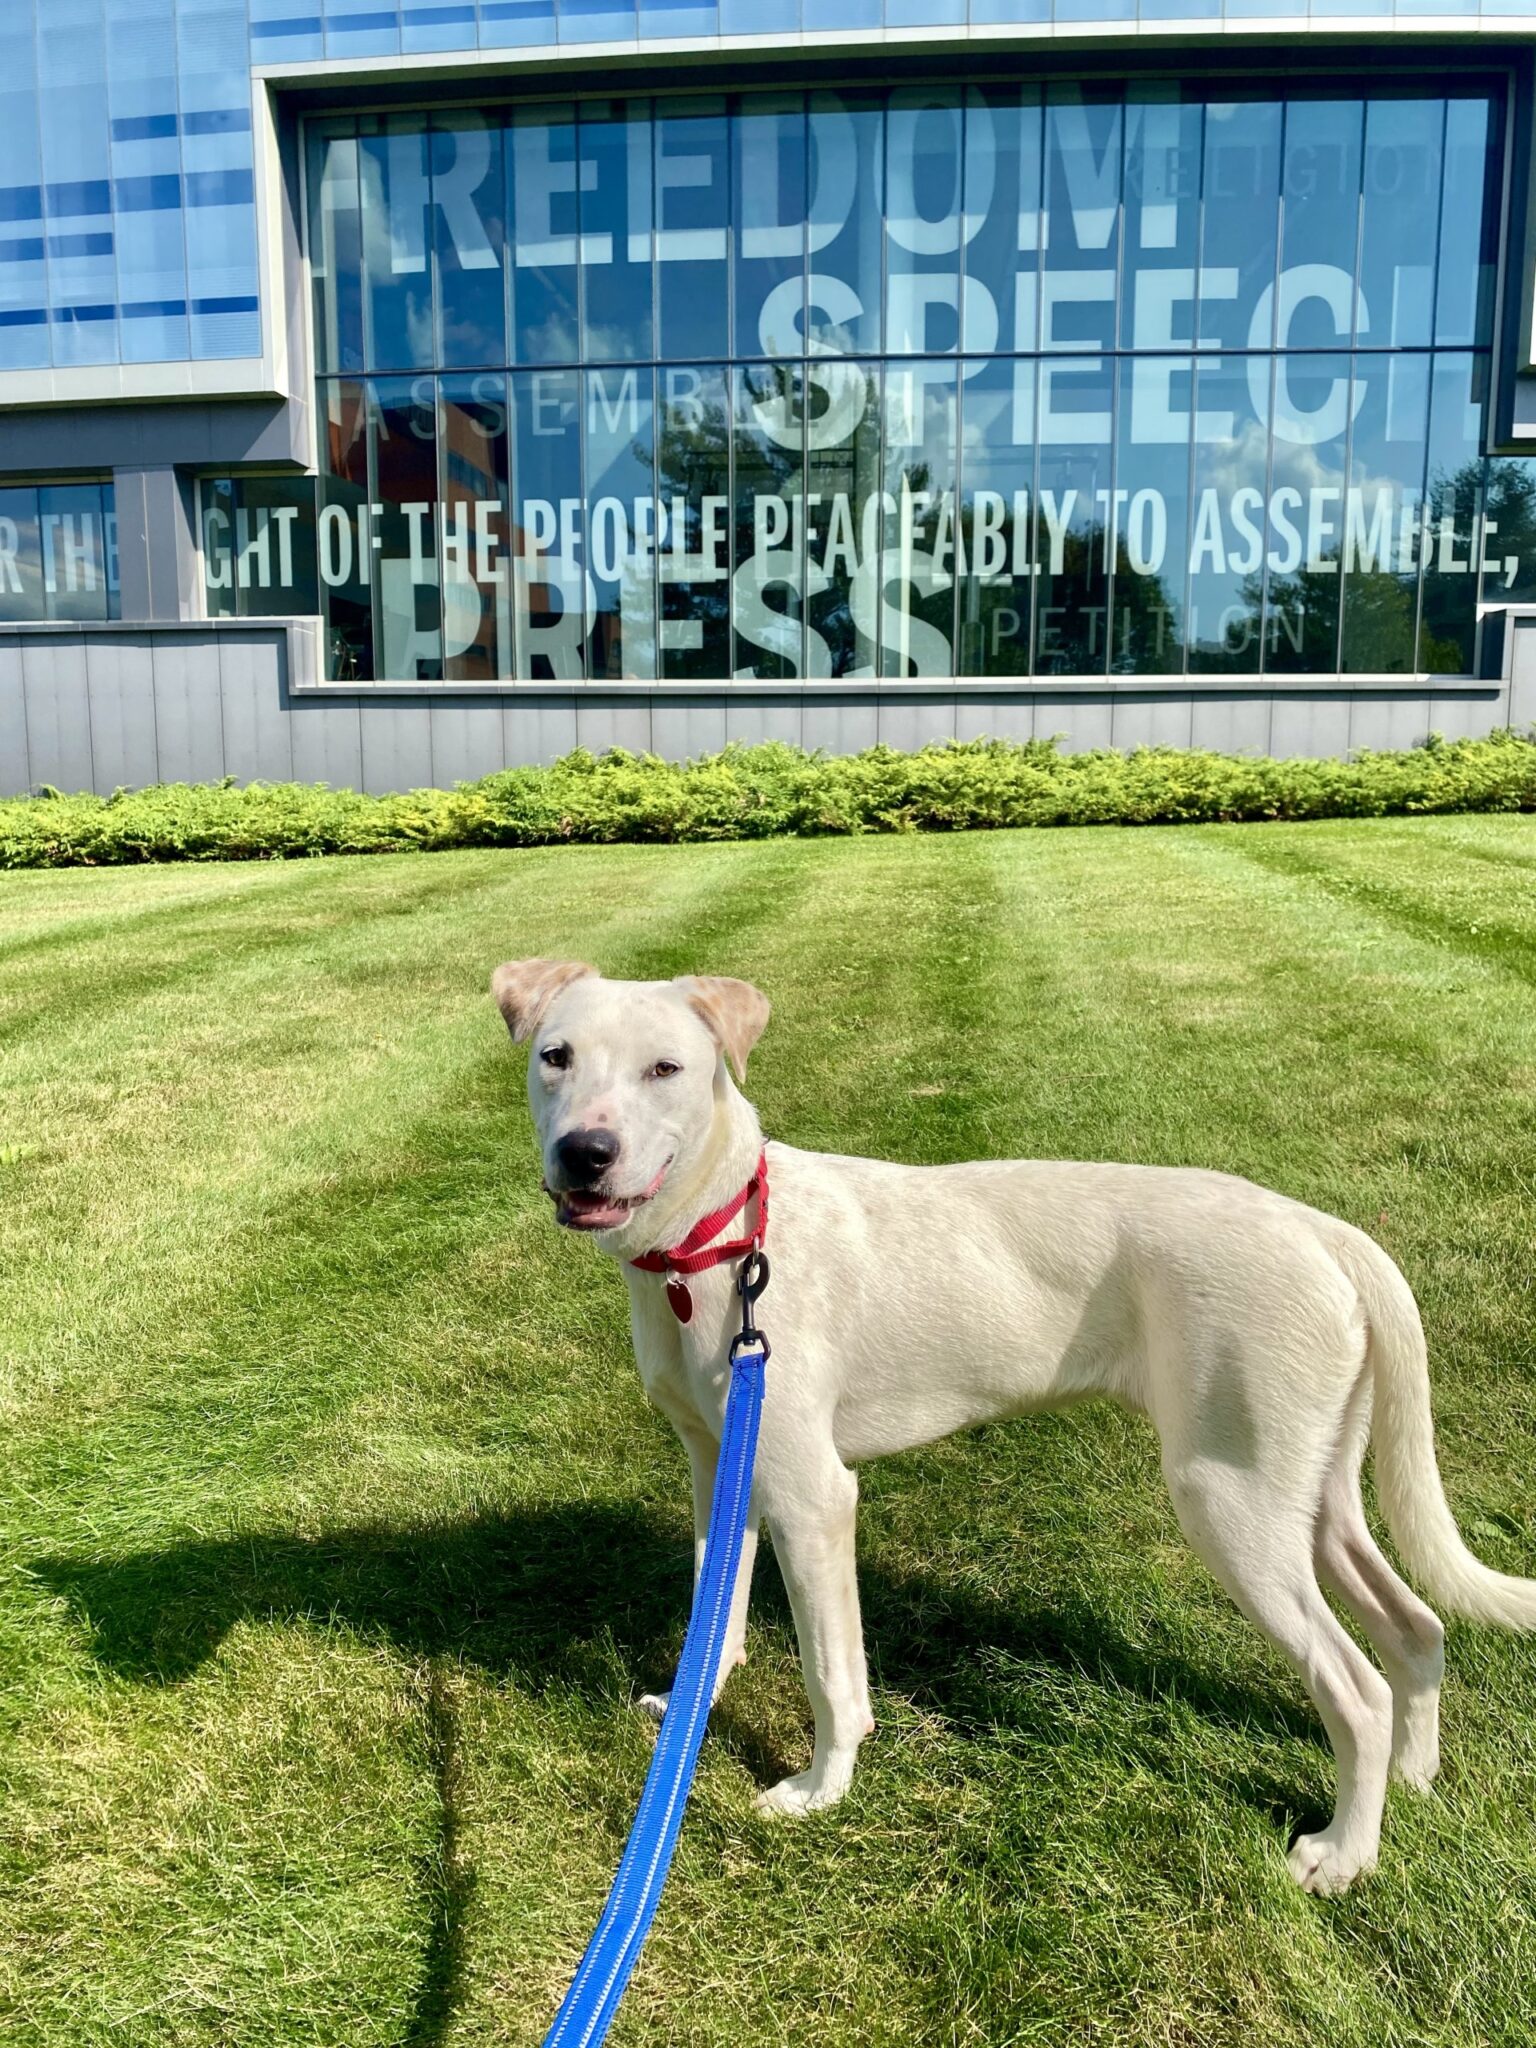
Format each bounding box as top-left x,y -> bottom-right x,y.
2,731 -> 1534,868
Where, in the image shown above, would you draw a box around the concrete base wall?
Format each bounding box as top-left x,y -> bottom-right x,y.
2,620 -> 1533,799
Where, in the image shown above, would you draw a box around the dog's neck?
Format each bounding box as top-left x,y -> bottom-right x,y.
599,1071 -> 764,1263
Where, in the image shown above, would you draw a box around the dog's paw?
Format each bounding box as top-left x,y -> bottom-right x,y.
753,1761 -> 857,1819
1287,1832 -> 1374,1895
637,1690 -> 670,1723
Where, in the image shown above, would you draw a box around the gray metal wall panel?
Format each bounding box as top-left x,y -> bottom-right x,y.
954,696 -> 1034,742
577,697 -> 652,755
877,692 -> 955,751
651,699 -> 728,760
430,700 -> 507,785
724,696 -> 802,747
288,694 -> 364,789
1190,696 -> 1273,755
1508,627 -> 1536,730
1418,689 -> 1507,741
1346,690 -> 1424,753
360,703 -> 432,794
1270,695 -> 1354,759
1114,693 -> 1195,751
504,697 -> 579,766
800,698 -> 878,754
0,638 -> 27,796
218,635 -> 294,783
150,634 -> 226,784
1033,696 -> 1114,751
84,634 -> 160,791
21,637 -> 93,792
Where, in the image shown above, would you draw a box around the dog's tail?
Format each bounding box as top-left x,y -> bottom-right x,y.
1332,1225 -> 1536,1629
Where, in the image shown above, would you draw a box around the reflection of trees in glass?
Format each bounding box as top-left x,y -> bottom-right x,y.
651,377 -> 732,681
1182,458 -> 1511,678
1483,459 -> 1536,606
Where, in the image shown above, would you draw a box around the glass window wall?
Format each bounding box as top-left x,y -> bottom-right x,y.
207,83 -> 1518,680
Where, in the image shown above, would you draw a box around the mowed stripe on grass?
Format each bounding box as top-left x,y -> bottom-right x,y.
1,819 -> 1534,2047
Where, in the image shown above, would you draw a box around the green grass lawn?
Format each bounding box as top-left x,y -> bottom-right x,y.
3,818 -> 1535,2048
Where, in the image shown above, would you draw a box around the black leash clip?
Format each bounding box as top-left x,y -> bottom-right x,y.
731,1247 -> 771,1362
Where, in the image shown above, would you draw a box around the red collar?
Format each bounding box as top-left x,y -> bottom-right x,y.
631,1151 -> 768,1323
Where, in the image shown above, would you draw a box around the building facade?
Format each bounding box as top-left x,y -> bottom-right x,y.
4,5 -> 1536,794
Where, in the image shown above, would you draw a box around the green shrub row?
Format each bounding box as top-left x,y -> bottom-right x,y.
2,731 -> 1534,868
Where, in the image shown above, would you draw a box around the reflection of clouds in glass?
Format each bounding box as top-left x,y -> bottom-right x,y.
518,313 -> 579,365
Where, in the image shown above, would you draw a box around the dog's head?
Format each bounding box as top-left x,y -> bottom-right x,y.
490,962 -> 770,1234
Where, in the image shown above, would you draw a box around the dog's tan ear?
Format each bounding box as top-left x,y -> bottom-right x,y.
491,959 -> 594,1043
676,975 -> 771,1081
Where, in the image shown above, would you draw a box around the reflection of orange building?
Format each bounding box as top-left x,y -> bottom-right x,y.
441,398 -> 504,683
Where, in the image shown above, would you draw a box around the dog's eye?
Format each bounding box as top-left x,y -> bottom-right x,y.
649,1059 -> 682,1080
540,1044 -> 571,1071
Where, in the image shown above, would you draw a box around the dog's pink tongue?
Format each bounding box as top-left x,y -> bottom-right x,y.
560,1190 -> 630,1230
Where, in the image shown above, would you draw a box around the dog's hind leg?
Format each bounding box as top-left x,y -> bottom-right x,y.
755,1454 -> 875,1818
1314,1380 -> 1445,1791
1163,1455 -> 1395,1894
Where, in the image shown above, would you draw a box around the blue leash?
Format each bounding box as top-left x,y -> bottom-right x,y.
542,1253 -> 771,2048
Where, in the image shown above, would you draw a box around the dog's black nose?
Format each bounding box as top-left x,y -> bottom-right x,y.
554,1126 -> 620,1185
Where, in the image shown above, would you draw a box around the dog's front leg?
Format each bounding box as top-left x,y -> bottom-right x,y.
755,1455 -> 875,1818
638,1418 -> 759,1722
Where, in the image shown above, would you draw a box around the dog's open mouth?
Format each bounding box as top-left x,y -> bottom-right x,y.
550,1159 -> 671,1232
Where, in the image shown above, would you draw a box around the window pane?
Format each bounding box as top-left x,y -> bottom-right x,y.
1278,100 -> 1364,352
37,483 -> 112,624
1262,352 -> 1352,676
733,363 -> 805,680
1482,458 -> 1536,609
432,115 -> 507,371
440,374 -> 513,682
1111,356 -> 1192,673
319,378 -> 373,681
585,365 -> 657,681
958,357 -> 1034,677
510,107 -> 580,366
734,94 -> 806,360
1186,355 -> 1269,674
1436,97 -> 1499,348
581,101 -> 654,364
373,376 -> 441,680
1358,99 -> 1441,350
1122,89 -> 1201,354
807,92 -> 882,356
881,360 -> 958,677
1338,352 -> 1428,675
885,89 -> 965,361
0,486 -> 47,623
656,364 -> 731,680
962,85 -> 1041,357
805,359 -> 881,677
360,120 -> 435,372
1042,86 -> 1120,360
1418,352 -> 1484,676
1033,352 -> 1113,676
1199,97 -> 1282,352
655,98 -> 728,362
217,475 -> 320,620
512,368 -> 585,681
308,120 -> 364,375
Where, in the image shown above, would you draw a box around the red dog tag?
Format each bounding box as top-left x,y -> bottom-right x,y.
665,1276 -> 694,1324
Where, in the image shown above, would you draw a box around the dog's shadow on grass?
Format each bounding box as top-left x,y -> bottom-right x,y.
34,1499 -> 1318,1778
35,1507 -> 1320,2043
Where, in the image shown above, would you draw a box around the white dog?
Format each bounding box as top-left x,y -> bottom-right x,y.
492,960 -> 1536,1894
